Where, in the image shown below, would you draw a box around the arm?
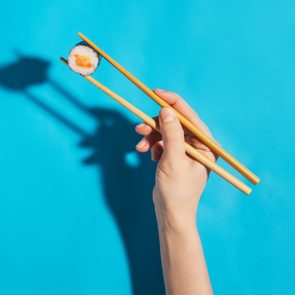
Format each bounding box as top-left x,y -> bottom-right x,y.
135,89 -> 215,295
156,219 -> 211,295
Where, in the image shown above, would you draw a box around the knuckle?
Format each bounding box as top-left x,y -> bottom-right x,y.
169,91 -> 182,100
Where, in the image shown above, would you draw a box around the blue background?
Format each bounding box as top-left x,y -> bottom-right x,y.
0,1 -> 294,294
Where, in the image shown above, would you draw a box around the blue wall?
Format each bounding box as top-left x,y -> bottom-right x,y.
0,1 -> 294,294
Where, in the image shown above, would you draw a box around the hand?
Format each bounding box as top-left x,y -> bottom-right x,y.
135,89 -> 216,230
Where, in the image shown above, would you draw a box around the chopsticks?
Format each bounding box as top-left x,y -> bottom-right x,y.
59,57 -> 251,195
77,32 -> 260,186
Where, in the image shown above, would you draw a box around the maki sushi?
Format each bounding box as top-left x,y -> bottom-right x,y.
68,41 -> 101,76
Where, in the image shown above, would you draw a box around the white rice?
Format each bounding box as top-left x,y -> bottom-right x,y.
68,43 -> 100,76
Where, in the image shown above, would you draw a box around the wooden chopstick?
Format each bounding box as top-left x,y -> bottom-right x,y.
77,32 -> 260,186
60,57 -> 251,195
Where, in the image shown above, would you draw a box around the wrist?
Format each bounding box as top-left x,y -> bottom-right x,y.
155,205 -> 197,235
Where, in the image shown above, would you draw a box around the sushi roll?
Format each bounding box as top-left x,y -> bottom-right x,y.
68,41 -> 101,76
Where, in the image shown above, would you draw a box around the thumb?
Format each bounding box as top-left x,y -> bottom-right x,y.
159,107 -> 185,159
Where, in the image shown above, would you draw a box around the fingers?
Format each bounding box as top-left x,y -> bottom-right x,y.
134,125 -> 164,162
154,88 -> 213,138
159,107 -> 185,160
135,108 -> 186,161
135,89 -> 215,162
135,123 -> 153,136
135,137 -> 150,152
135,123 -> 162,153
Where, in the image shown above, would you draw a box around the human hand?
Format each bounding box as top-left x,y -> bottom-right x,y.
135,89 -> 216,231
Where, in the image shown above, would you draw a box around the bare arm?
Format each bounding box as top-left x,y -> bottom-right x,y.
157,222 -> 211,295
135,89 -> 215,295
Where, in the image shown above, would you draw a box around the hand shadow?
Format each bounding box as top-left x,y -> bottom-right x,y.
0,54 -> 165,295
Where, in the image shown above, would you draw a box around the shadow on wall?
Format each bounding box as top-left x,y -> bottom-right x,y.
0,54 -> 165,295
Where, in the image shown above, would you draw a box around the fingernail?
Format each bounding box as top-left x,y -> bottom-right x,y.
155,88 -> 167,93
136,137 -> 147,148
136,123 -> 146,129
161,108 -> 175,123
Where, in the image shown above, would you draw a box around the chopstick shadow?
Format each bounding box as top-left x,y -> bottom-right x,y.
0,54 -> 165,295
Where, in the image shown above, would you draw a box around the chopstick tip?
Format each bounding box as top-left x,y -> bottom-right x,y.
245,187 -> 252,196
59,57 -> 68,65
254,177 -> 261,185
77,32 -> 84,38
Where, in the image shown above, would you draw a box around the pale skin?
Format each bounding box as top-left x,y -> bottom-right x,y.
135,89 -> 215,295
